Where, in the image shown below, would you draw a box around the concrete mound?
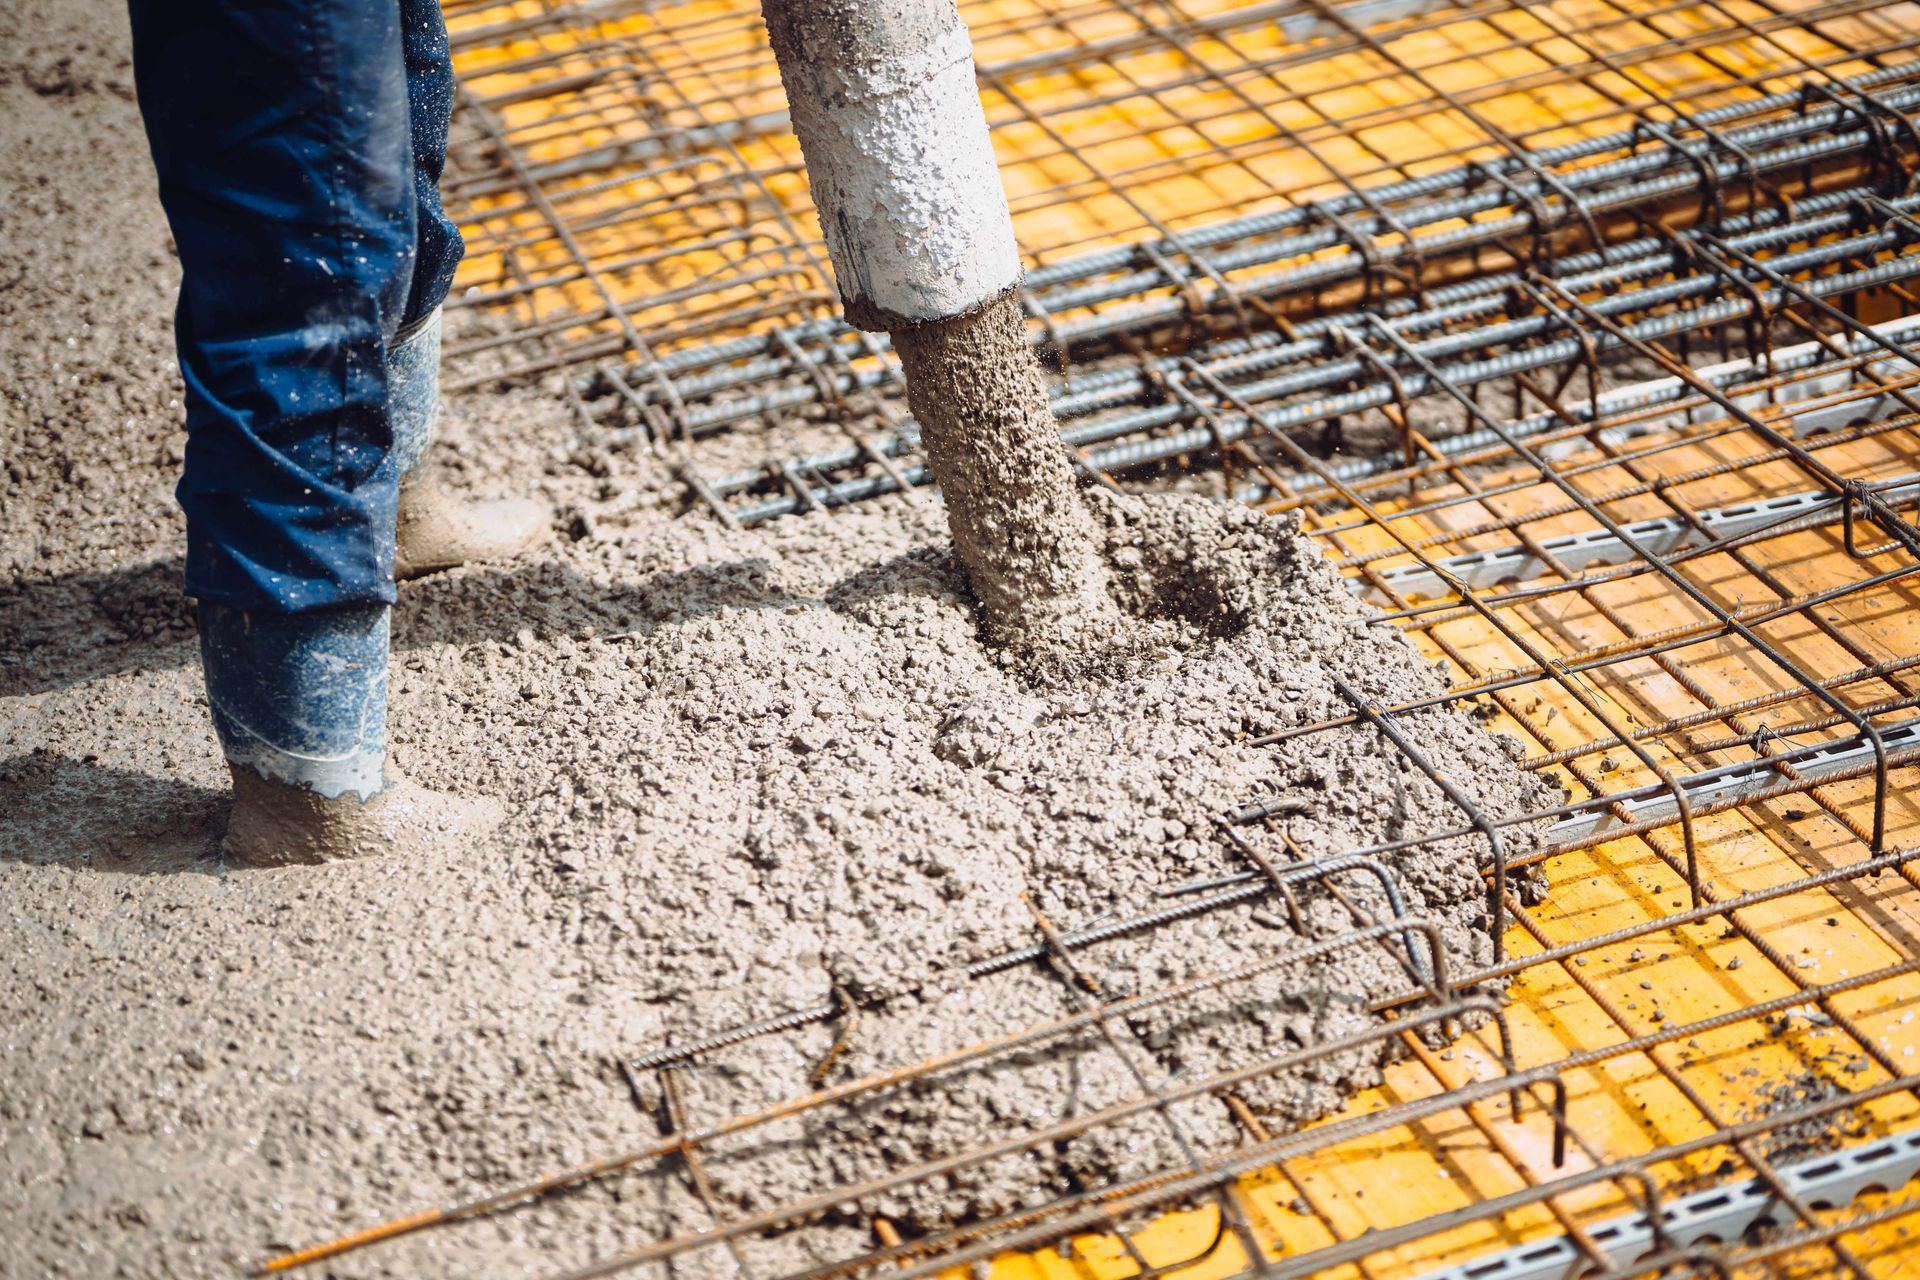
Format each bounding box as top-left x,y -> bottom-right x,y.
649,489 -> 1555,1247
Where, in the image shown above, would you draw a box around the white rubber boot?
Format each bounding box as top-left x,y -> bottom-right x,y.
199,600 -> 502,866
387,308 -> 549,581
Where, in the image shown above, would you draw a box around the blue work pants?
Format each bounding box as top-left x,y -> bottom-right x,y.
128,0 -> 464,613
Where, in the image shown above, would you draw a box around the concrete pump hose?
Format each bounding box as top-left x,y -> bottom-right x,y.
761,0 -> 1024,330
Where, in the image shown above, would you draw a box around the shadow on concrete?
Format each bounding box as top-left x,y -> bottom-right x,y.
0,549 -> 833,698
0,555 -> 197,698
0,748 -> 227,873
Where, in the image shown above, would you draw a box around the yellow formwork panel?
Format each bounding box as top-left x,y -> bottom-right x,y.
918,425 -> 1920,1279
1144,429 -> 1920,1277
432,0 -> 1920,366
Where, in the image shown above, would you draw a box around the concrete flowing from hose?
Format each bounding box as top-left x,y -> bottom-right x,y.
762,0 -> 1129,667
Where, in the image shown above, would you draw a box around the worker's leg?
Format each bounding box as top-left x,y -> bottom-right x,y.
129,0 -> 496,860
129,0 -> 420,609
390,309 -> 550,579
388,0 -> 549,578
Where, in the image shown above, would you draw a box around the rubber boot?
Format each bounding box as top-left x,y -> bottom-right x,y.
389,308 -> 548,580
200,602 -> 502,865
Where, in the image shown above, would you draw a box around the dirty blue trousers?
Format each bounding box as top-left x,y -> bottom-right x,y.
129,0 -> 465,798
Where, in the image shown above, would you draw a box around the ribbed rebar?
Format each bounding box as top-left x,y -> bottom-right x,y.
722,206 -> 1920,521
574,67 -> 1920,427
707,185 -> 1911,500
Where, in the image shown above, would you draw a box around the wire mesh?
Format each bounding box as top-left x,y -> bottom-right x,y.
432,0 -> 1920,402
258,1 -> 1920,1276
700,178 -> 1920,522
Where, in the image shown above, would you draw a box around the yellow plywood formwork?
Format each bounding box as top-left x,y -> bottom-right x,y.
430,0 -> 1920,381
918,407 -> 1920,1280
1205,433 -> 1920,1279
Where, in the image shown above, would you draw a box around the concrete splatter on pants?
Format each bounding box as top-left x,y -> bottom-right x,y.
190,314 -> 445,800
127,0 -> 462,614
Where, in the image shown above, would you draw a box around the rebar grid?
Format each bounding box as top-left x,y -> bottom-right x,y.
705,194 -> 1920,521
430,0 -> 1920,406
257,3 -> 1920,1277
